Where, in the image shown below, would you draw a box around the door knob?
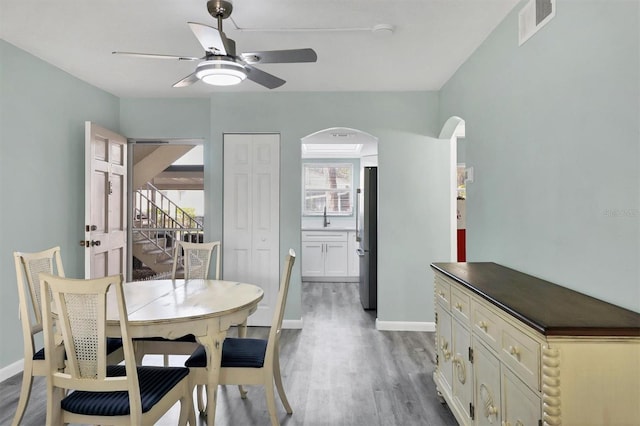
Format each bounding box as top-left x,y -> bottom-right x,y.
90,240 -> 101,247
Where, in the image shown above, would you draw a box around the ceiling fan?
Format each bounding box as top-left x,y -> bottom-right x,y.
112,0 -> 317,89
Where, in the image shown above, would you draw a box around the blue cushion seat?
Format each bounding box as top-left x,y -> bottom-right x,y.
33,338 -> 123,361
185,338 -> 268,369
60,365 -> 189,416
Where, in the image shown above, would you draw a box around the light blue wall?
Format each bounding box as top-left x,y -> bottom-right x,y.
210,92 -> 443,321
439,0 -> 640,311
0,40 -> 120,367
120,92 -> 442,324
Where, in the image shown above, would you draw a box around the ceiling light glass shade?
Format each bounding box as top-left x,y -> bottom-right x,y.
196,59 -> 247,86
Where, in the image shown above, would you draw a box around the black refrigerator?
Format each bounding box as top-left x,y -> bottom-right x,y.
356,166 -> 377,310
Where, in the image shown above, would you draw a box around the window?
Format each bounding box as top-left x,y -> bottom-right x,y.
303,163 -> 353,215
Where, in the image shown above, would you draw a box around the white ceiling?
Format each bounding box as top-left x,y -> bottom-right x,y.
0,0 -> 520,98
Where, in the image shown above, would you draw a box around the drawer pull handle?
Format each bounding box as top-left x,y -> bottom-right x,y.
440,338 -> 452,361
453,355 -> 467,384
480,383 -> 498,421
455,302 -> 463,311
478,321 -> 488,331
439,291 -> 446,298
509,345 -> 521,359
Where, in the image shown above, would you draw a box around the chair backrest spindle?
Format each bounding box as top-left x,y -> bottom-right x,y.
172,241 -> 221,280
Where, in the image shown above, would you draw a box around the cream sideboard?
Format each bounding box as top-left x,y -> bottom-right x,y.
431,262 -> 640,426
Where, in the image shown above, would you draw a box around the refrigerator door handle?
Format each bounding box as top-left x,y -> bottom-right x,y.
355,188 -> 361,242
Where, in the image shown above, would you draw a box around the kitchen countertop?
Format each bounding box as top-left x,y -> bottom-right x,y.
301,227 -> 356,232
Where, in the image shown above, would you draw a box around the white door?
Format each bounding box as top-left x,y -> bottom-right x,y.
223,133 -> 280,326
84,122 -> 127,278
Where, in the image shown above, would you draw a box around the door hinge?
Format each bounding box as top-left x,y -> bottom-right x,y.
469,402 -> 475,420
435,312 -> 438,324
468,347 -> 474,363
436,353 -> 439,365
539,420 -> 543,426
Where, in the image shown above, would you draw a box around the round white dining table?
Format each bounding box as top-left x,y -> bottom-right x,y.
105,278 -> 264,426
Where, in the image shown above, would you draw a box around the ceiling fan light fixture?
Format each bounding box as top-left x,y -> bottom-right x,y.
196,59 -> 247,86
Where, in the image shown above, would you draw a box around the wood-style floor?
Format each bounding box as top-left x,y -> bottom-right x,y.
0,281 -> 457,425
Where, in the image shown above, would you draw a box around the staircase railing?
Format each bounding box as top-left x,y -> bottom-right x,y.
133,183 -> 203,270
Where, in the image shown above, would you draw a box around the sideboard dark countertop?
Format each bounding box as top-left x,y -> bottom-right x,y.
430,262 -> 640,337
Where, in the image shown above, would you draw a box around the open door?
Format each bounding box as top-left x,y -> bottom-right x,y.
84,122 -> 127,278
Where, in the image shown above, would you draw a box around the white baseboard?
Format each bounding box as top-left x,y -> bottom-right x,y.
375,319 -> 436,332
0,359 -> 24,383
282,319 -> 303,329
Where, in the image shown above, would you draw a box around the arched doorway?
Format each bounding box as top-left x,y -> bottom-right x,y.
300,127 -> 379,310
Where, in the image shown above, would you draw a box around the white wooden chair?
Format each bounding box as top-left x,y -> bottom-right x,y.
12,246 -> 123,426
185,249 -> 296,426
40,272 -> 195,426
171,240 -> 221,280
136,241 -> 222,363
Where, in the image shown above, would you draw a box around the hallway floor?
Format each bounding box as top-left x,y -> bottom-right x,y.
0,281 -> 457,425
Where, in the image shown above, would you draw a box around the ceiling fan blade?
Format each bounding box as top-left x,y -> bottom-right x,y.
187,22 -> 231,55
173,72 -> 200,88
240,48 -> 317,64
112,51 -> 200,61
243,65 -> 286,89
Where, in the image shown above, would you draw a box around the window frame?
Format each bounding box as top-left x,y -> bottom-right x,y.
302,162 -> 354,217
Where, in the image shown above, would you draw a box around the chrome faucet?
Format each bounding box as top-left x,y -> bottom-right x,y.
323,206 -> 330,228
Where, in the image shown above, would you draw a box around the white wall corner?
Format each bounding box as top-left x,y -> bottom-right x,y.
375,319 -> 436,332
0,358 -> 24,383
282,319 -> 304,329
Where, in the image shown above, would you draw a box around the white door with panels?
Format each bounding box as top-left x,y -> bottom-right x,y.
223,133 -> 280,326
84,122 -> 127,278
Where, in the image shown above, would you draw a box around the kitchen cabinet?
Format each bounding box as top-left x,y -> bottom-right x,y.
431,262 -> 640,426
301,231 -> 348,279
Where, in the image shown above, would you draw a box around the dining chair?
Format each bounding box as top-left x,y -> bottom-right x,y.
12,246 -> 123,426
136,240 -> 222,361
139,240 -> 226,411
171,240 -> 221,280
39,272 -> 195,426
185,249 -> 296,426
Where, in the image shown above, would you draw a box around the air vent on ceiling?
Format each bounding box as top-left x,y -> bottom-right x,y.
518,0 -> 555,46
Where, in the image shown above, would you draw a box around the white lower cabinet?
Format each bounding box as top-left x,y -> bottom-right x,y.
301,242 -> 324,276
324,241 -> 348,276
301,231 -> 348,279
